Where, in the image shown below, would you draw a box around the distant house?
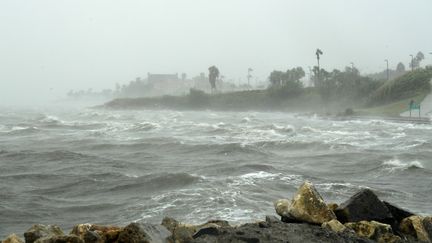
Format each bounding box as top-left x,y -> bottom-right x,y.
147,73 -> 179,83
147,73 -> 193,95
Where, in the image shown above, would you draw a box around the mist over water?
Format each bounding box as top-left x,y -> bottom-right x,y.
1,106 -> 432,237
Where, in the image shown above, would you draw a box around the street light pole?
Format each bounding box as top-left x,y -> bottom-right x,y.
410,54 -> 414,71
385,59 -> 389,80
247,68 -> 253,90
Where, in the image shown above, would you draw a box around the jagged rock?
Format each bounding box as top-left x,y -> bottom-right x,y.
383,201 -> 415,234
34,235 -> 83,243
192,225 -> 222,239
24,225 -> 64,243
89,225 -> 121,243
400,216 -> 432,242
274,199 -> 291,217
287,181 -> 336,224
70,224 -> 121,243
423,216 -> 432,240
161,217 -> 195,242
83,231 -> 100,243
383,201 -> 414,223
161,217 -> 179,232
322,219 -> 349,233
70,224 -> 92,240
334,189 -> 393,224
345,220 -> 397,242
161,217 -> 231,243
116,222 -> 171,243
377,233 -> 403,243
2,234 -> 24,243
274,199 -> 303,223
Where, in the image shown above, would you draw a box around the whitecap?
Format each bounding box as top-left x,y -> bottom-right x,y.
382,158 -> 424,173
301,126 -> 321,133
240,171 -> 277,179
241,117 -> 251,123
131,122 -> 161,131
125,174 -> 139,178
269,124 -> 295,133
39,115 -> 63,125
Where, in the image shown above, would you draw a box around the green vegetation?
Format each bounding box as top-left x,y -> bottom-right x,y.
369,67 -> 432,105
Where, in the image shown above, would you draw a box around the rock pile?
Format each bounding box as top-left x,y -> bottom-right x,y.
2,181 -> 431,243
274,181 -> 431,243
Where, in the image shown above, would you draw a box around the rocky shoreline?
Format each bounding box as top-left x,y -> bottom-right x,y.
2,181 -> 431,243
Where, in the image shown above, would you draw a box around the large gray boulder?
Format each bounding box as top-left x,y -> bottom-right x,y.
334,189 -> 393,224
287,181 -> 336,224
383,201 -> 414,223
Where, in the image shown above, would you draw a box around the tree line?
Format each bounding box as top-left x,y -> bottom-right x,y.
266,50 -> 430,104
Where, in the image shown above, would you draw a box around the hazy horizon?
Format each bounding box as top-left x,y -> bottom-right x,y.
1,0 -> 431,105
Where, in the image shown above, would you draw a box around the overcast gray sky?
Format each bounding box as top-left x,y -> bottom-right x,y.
1,0 -> 431,104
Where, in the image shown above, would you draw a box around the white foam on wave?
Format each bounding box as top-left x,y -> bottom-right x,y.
39,115 -> 63,124
132,122 -> 161,131
125,173 -> 139,178
240,171 -> 276,180
269,124 -> 295,133
316,182 -> 369,192
391,132 -> 406,139
12,126 -> 30,131
241,117 -> 251,123
225,171 -> 279,187
11,126 -> 39,132
395,140 -> 427,150
382,158 -> 424,172
300,126 -> 320,133
229,171 -> 303,187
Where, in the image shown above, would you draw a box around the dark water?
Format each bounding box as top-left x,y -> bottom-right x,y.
1,106 -> 431,238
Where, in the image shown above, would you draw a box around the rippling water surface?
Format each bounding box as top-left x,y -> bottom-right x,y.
1,106 -> 431,237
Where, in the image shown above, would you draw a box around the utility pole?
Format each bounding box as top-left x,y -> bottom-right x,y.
385,59 -> 389,80
308,66 -> 312,87
410,54 -> 414,71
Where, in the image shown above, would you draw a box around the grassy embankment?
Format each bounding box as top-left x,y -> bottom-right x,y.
104,88 -> 323,112
356,68 -> 432,116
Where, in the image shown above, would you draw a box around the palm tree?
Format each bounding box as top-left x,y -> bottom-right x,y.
415,51 -> 425,68
315,48 -> 323,81
316,49 -> 323,69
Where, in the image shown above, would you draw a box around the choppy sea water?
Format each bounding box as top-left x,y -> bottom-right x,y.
1,106 -> 431,238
